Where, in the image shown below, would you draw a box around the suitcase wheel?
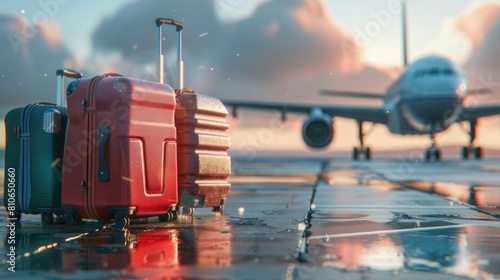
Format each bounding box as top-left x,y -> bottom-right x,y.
212,205 -> 224,214
13,211 -> 22,222
158,211 -> 176,222
114,216 -> 131,229
41,213 -> 54,225
177,206 -> 194,217
64,214 -> 80,226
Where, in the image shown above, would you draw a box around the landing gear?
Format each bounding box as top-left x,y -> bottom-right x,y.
424,124 -> 441,161
353,147 -> 371,160
461,120 -> 482,160
352,121 -> 373,160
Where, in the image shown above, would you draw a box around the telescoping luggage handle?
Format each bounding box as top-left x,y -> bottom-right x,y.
156,18 -> 184,89
56,68 -> 83,107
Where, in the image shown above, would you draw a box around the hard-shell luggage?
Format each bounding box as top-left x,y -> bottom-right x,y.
3,69 -> 82,224
61,74 -> 178,228
156,18 -> 231,213
175,92 -> 231,212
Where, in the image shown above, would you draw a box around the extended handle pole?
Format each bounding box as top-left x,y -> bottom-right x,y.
56,68 -> 83,107
156,18 -> 184,88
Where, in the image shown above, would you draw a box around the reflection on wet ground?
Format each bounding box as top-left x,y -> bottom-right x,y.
0,157 -> 499,279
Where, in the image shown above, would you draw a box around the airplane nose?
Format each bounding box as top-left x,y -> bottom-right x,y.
403,82 -> 462,126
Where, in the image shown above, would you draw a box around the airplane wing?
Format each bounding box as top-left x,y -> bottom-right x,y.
223,100 -> 389,124
319,89 -> 384,100
457,103 -> 500,121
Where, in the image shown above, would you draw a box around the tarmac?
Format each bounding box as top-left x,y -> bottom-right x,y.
0,154 -> 499,280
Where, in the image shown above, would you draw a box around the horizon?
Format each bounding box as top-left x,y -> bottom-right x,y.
1,0 -> 500,153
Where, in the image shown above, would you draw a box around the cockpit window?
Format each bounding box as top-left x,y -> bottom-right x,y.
443,68 -> 455,75
413,68 -> 455,78
429,68 -> 439,75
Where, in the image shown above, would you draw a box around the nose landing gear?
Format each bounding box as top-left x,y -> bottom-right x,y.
424,124 -> 441,161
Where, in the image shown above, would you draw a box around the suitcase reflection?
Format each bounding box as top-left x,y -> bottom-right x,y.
6,220 -> 232,274
62,229 -> 178,271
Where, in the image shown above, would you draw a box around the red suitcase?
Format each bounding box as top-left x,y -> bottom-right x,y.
61,73 -> 178,228
156,19 -> 231,213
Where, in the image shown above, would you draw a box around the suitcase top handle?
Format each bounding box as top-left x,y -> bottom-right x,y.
56,68 -> 83,106
156,18 -> 184,31
56,68 -> 83,79
156,17 -> 184,88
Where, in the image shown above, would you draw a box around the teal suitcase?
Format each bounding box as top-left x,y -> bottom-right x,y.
3,69 -> 82,224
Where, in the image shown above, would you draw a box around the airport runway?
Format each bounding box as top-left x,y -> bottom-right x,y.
0,156 -> 499,279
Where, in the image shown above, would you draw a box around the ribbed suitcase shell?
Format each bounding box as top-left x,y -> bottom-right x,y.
62,75 -> 178,225
3,104 -> 67,222
175,92 -> 231,209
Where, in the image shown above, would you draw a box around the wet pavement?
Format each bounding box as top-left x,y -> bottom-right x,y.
0,157 -> 499,279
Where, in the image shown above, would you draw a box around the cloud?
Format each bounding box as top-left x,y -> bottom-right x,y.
456,3 -> 500,50
456,3 -> 500,88
212,0 -> 364,83
87,0 -> 394,130
0,15 -> 76,111
91,0 -> 223,60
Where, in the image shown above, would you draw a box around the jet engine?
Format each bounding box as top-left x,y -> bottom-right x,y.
302,108 -> 333,148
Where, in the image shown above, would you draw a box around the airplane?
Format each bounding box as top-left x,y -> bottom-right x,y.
222,1 -> 500,161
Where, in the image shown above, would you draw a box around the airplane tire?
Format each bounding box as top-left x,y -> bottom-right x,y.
424,150 -> 431,161
353,148 -> 359,160
433,149 -> 441,160
461,147 -> 469,160
474,147 -> 482,159
365,148 -> 371,160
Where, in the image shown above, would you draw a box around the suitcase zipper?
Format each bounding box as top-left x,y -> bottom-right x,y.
83,76 -> 105,219
81,99 -> 96,113
19,104 -> 37,214
80,180 -> 86,194
81,100 -> 87,113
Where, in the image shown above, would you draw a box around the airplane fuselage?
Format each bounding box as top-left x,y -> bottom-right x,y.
383,55 -> 468,135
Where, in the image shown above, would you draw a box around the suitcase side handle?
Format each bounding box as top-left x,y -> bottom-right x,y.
156,18 -> 183,89
56,68 -> 83,107
98,126 -> 110,182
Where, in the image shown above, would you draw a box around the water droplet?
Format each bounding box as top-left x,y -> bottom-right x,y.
236,53 -> 240,57
238,207 -> 245,215
322,234 -> 329,242
44,73 -> 47,77
199,32 -> 208,37
310,204 -> 316,210
19,83 -> 23,86
449,201 -> 454,206
330,72 -> 333,75
227,78 -> 231,81
133,44 -> 138,50
210,67 -> 214,71
21,10 -> 25,14
298,223 -> 306,231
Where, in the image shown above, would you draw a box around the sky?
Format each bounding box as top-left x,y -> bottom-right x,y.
1,0 -> 500,154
